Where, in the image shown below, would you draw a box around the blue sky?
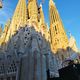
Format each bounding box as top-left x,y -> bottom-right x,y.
0,0 -> 80,49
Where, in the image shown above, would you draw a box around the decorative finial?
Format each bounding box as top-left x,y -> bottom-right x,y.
40,3 -> 42,8
49,0 -> 55,6
0,0 -> 3,9
68,31 -> 72,38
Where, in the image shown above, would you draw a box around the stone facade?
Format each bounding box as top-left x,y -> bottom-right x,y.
49,0 -> 69,53
0,0 -> 79,80
0,53 -> 20,80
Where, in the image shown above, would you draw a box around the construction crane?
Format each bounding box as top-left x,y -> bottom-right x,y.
0,0 -> 3,8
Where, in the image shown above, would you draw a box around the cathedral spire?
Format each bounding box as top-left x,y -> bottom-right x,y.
69,34 -> 78,52
4,19 -> 11,33
9,0 -> 27,35
0,19 -> 11,45
49,0 -> 59,24
5,0 -> 28,42
49,0 -> 68,53
0,25 -> 2,36
28,0 -> 38,23
49,0 -> 55,6
38,3 -> 50,41
39,3 -> 45,24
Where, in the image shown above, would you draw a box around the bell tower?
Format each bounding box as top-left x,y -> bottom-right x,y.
49,0 -> 68,53
5,0 -> 28,42
28,0 -> 38,23
0,19 -> 11,45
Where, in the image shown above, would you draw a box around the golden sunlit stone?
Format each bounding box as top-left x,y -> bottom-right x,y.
49,0 -> 69,53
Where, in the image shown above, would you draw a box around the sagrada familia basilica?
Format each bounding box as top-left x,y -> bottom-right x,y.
0,0 -> 79,80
